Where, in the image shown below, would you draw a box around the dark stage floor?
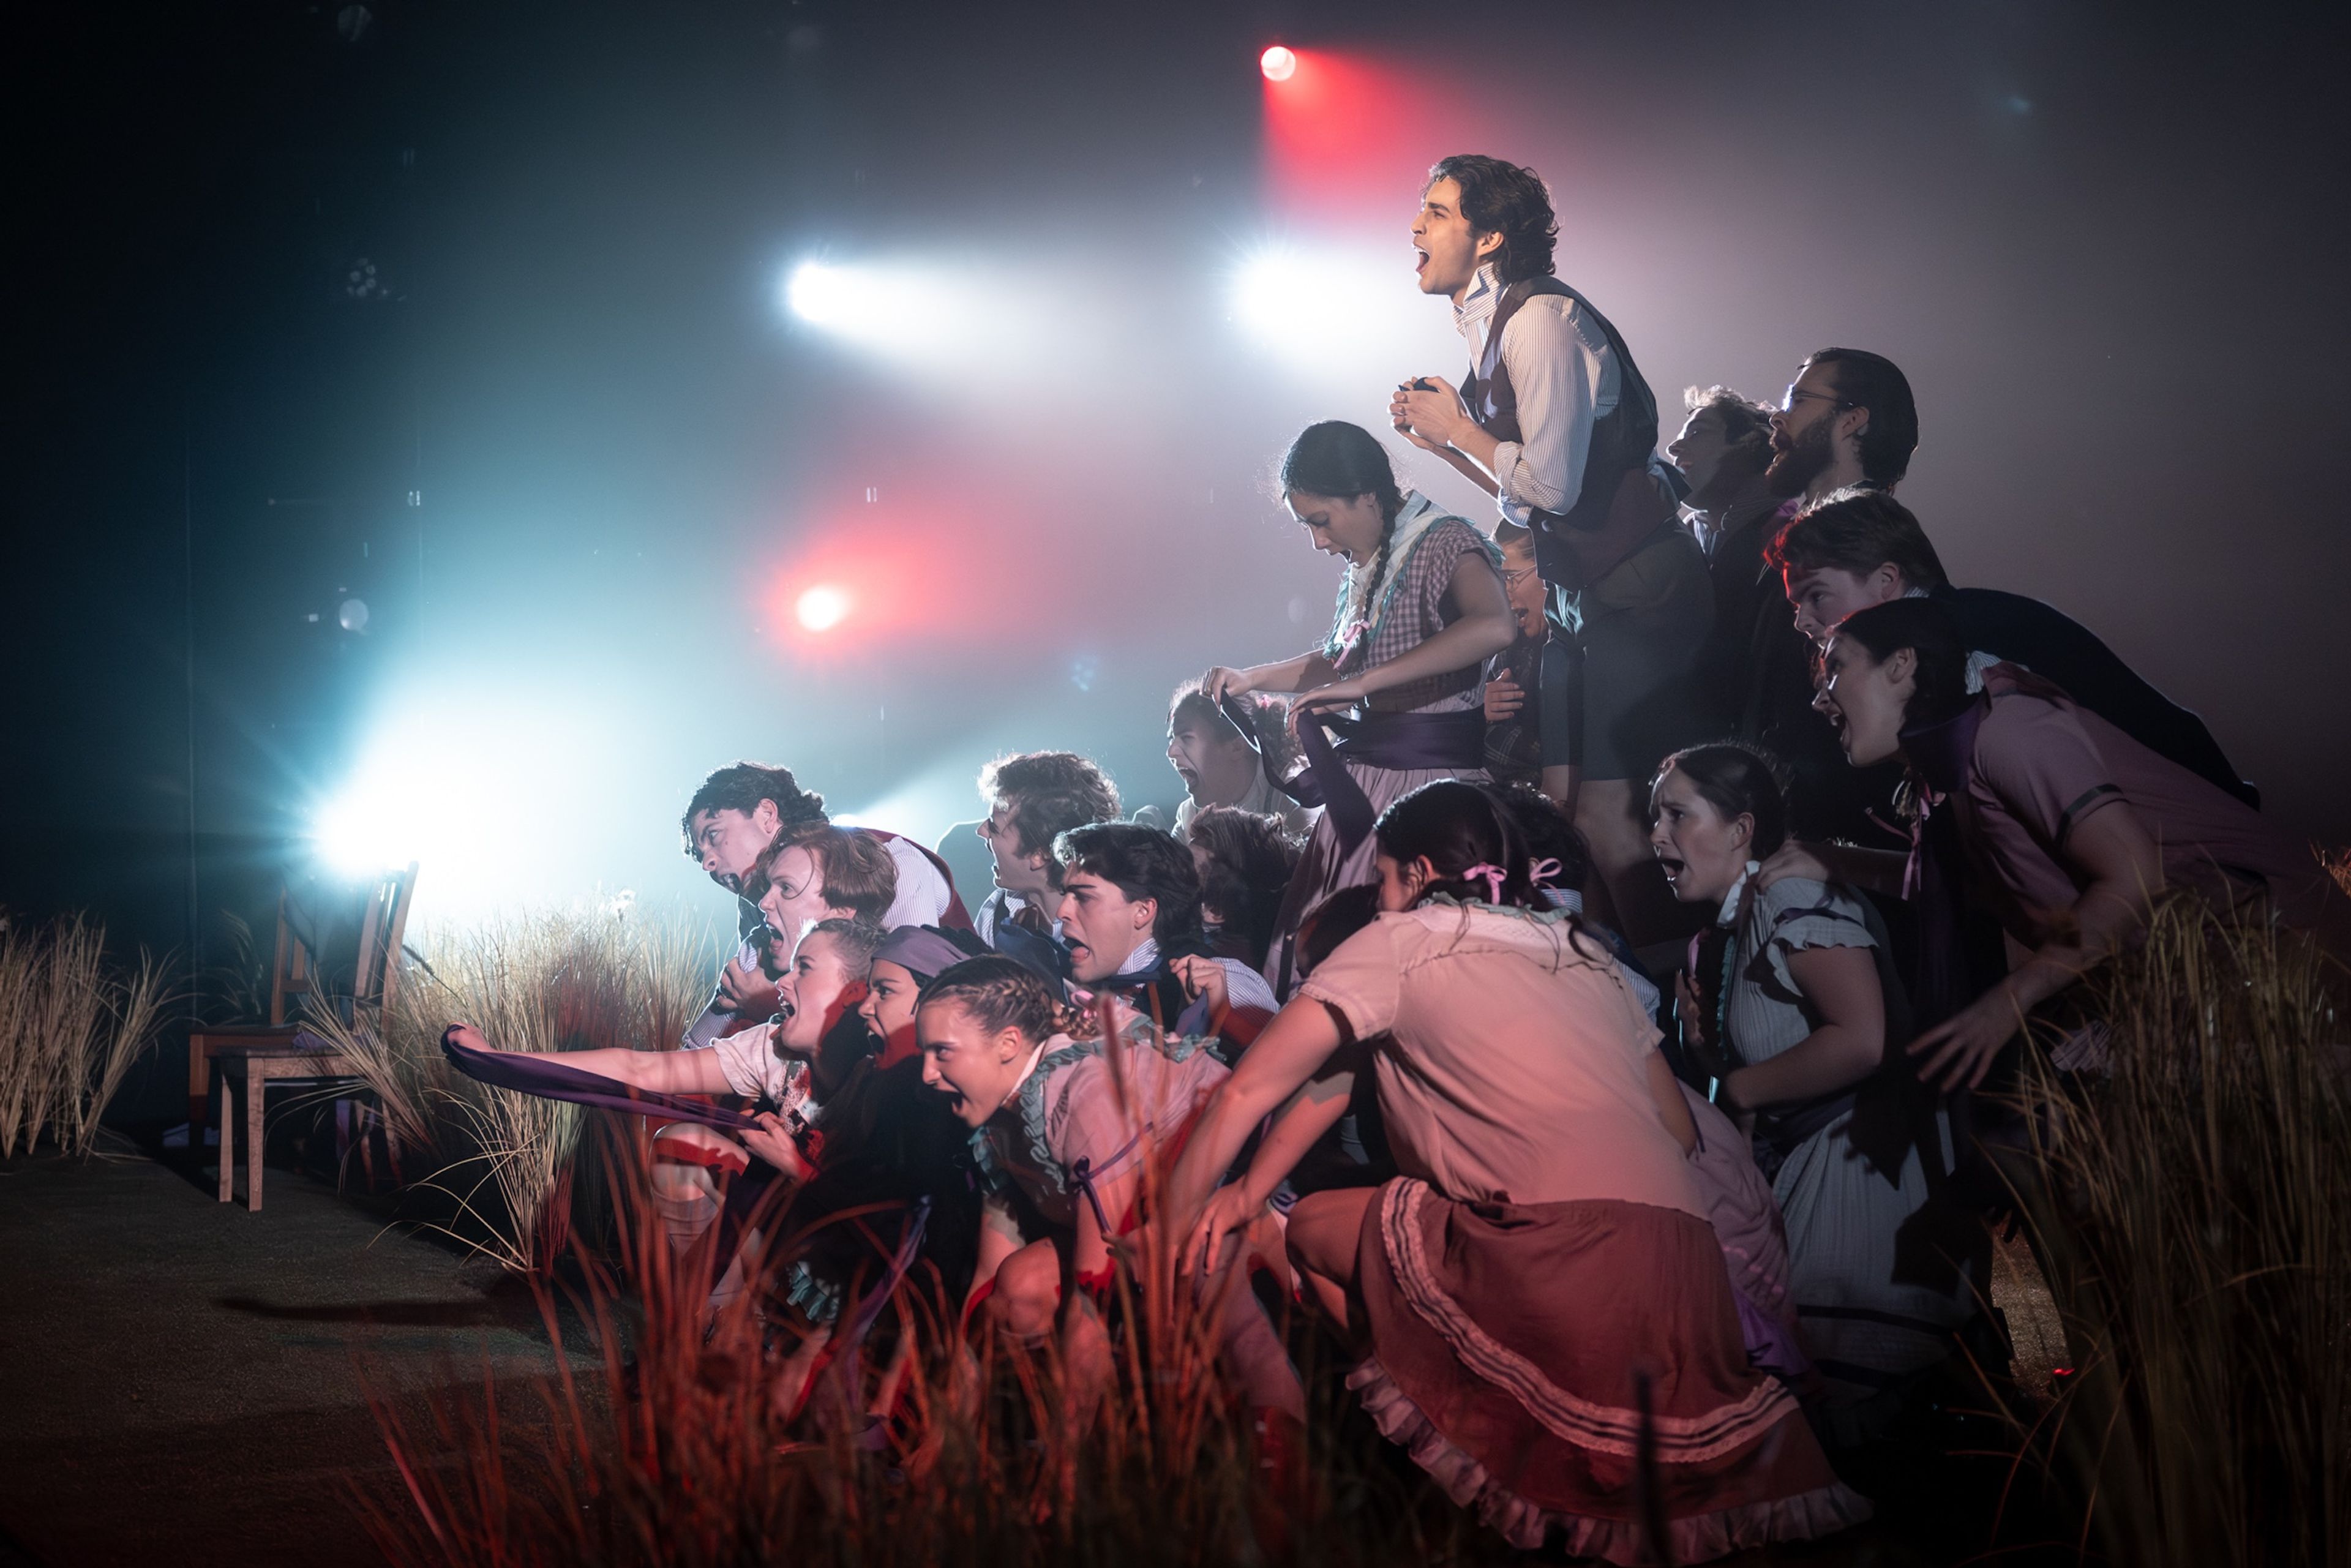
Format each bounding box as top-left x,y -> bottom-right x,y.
0,1143 -> 579,1567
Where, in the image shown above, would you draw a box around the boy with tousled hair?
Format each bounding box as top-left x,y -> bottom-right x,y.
1051,821 -> 1278,1059
970,751 -> 1120,969
1768,487 -> 2253,806
680,759 -> 972,1048
745,820 -> 900,950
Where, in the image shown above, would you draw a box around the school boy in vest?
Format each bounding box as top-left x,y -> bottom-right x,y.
1389,154 -> 1708,948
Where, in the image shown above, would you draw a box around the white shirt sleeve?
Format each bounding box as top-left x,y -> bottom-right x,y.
708,1022 -> 790,1101
1491,294 -> 1616,517
1213,957 -> 1281,1020
682,934 -> 765,1049
877,835 -> 952,926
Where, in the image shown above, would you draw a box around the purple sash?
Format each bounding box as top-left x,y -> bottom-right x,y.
1276,707 -> 1487,855
440,1028 -> 759,1133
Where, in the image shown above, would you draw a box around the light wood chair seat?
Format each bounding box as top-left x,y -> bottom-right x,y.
212,1034 -> 367,1211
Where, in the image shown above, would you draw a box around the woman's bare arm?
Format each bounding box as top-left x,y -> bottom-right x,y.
1910,802 -> 2162,1089
1161,998 -> 1345,1240
446,1023 -> 732,1095
1204,651 -> 1338,699
1720,944 -> 1885,1109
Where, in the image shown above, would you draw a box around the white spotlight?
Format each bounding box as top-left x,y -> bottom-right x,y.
786,261 -> 880,326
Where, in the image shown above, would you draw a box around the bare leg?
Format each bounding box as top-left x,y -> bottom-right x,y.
651,1123 -> 749,1307
1194,1224 -> 1305,1423
1283,1188 -> 1376,1357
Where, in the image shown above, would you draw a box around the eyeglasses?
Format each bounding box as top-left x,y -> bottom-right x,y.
1780,387 -> 1854,414
1499,565 -> 1540,589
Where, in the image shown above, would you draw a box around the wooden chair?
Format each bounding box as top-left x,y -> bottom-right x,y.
193,863 -> 417,1209
186,863 -> 417,1131
214,1033 -> 365,1210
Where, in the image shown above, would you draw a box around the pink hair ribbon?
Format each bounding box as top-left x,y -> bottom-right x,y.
1462,863 -> 1508,903
1526,856 -> 1564,888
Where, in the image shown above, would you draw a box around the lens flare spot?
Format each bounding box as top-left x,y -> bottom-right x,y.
1260,45 -> 1296,82
795,584 -> 852,632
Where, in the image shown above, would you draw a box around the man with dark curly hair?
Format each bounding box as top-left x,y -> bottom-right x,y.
970,750 -> 1122,955
1389,154 -> 1709,950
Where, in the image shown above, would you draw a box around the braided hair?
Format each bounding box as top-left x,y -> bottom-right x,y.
917,955 -> 1086,1044
1279,421 -> 1408,643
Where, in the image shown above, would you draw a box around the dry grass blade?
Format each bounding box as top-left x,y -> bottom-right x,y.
0,915 -> 173,1159
309,904 -> 716,1274
2014,893 -> 2350,1568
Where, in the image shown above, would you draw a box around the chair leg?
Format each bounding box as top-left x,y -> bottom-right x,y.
247,1073 -> 267,1213
217,1076 -> 234,1204
189,1037 -> 211,1155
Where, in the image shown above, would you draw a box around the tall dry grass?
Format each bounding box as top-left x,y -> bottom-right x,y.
356,1125 -> 1490,1568
311,907 -> 714,1274
0,913 -> 172,1158
2014,895 -> 2349,1567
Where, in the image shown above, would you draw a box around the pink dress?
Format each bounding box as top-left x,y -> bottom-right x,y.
1954,667 -> 2345,953
1298,900 -> 1867,1562
972,1032 -> 1229,1235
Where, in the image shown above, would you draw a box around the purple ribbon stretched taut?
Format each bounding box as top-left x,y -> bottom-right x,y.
1222,692 -> 1484,857
440,1027 -> 759,1133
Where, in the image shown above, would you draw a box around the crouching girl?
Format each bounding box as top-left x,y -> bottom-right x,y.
1163,779 -> 1866,1564
915,955 -> 1299,1425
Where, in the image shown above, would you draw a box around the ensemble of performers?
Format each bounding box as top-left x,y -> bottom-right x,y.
446,154 -> 2350,1564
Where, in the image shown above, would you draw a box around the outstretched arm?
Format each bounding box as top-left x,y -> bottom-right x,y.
1204,651 -> 1338,700
1161,997 -> 1346,1243
446,1022 -> 733,1097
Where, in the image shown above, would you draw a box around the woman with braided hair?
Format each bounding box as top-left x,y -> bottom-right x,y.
1163,779 -> 1864,1562
914,956 -> 1300,1424
1204,420 -> 1517,996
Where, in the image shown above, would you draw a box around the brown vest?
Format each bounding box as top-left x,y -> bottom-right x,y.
1462,277 -> 1670,590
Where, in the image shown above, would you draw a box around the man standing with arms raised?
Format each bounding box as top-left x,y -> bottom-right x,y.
1390,155 -> 1709,948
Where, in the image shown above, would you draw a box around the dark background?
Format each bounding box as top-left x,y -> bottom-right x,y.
8,1 -> 2347,1118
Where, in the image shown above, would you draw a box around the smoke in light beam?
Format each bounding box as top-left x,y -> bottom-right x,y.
781,257 -> 1038,375
1230,242 -> 1420,373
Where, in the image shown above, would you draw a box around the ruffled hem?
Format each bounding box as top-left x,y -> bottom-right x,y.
1347,1358 -> 1872,1564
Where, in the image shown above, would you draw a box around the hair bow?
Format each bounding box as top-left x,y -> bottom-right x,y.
1526,856 -> 1564,888
1461,863 -> 1508,904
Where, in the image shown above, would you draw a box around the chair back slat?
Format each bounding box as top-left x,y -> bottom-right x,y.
266,890 -> 318,1028
354,862 -> 421,1014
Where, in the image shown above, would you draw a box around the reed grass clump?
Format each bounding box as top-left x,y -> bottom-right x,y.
357,1131 -> 1487,1568
2014,895 -> 2349,1568
0,913 -> 172,1158
312,907 -> 714,1274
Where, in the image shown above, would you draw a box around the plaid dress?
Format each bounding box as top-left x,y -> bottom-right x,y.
1266,501 -> 1502,992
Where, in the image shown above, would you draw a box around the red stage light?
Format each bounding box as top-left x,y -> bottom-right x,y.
1260,45 -> 1295,83
795,584 -> 852,632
